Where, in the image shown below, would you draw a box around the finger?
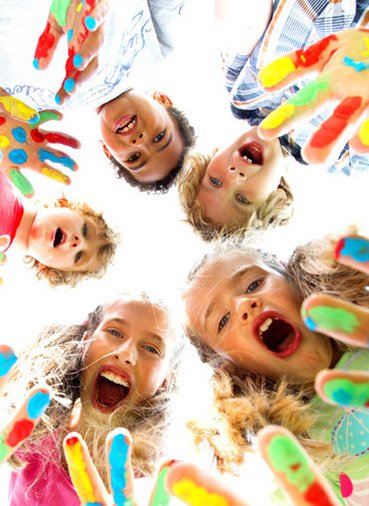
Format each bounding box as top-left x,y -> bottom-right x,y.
36,146 -> 78,171
315,369 -> 369,409
349,115 -> 369,153
258,34 -> 339,92
0,345 -> 17,392
106,428 -> 135,506
69,0 -> 108,53
148,459 -> 178,505
63,431 -> 109,505
301,96 -> 367,164
0,92 -> 39,124
302,293 -> 369,348
334,236 -> 369,275
70,26 -> 104,72
30,128 -> 81,149
166,461 -> 248,506
38,164 -> 72,185
30,110 -> 63,128
257,425 -> 340,506
0,387 -> 50,465
55,56 -> 99,105
258,75 -> 332,140
33,13 -> 64,71
3,167 -> 34,198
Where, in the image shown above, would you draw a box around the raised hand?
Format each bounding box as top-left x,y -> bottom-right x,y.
0,345 -> 51,465
257,28 -> 369,165
34,0 -> 109,105
0,90 -> 80,197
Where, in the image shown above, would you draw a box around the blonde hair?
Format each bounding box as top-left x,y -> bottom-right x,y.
24,200 -> 119,287
5,294 -> 184,484
185,233 -> 368,471
178,150 -> 294,241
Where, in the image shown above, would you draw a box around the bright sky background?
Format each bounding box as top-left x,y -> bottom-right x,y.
1,1 -> 369,504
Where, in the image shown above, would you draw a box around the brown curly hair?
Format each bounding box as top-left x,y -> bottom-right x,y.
178,149 -> 294,241
24,200 -> 119,287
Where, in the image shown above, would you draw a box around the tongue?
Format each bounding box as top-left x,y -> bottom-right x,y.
97,377 -> 127,407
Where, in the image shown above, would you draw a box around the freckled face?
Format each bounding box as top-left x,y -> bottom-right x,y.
184,252 -> 333,384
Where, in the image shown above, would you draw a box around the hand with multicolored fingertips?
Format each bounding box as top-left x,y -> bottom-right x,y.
0,344 -> 51,465
0,91 -> 80,197
34,0 -> 109,105
257,28 -> 369,165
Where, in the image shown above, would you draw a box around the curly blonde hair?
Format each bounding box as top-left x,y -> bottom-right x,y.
24,200 -> 119,287
178,150 -> 294,241
184,234 -> 368,472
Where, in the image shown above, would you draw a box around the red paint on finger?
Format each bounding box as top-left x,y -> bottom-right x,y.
304,481 -> 336,505
30,128 -> 45,143
334,238 -> 345,260
34,22 -> 56,60
65,435 -> 79,446
310,96 -> 363,148
0,117 -> 6,126
45,133 -> 79,148
295,35 -> 338,68
6,419 -> 35,447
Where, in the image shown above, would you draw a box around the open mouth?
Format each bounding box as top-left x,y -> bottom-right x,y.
238,142 -> 264,165
93,368 -> 131,413
253,312 -> 301,358
116,115 -> 137,134
52,227 -> 66,248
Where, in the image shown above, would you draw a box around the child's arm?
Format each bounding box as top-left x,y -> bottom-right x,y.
0,345 -> 51,465
257,28 -> 369,165
0,89 -> 80,197
33,0 -> 109,105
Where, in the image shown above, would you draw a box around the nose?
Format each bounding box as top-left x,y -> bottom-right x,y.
234,297 -> 262,323
228,165 -> 246,179
130,131 -> 145,145
70,234 -> 81,248
114,342 -> 137,366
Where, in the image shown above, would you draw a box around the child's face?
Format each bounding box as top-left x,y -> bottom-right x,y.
184,252 -> 333,384
197,127 -> 285,227
27,208 -> 105,272
80,299 -> 176,415
99,90 -> 184,183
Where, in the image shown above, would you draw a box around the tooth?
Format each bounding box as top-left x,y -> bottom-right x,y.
100,371 -> 129,387
259,318 -> 273,335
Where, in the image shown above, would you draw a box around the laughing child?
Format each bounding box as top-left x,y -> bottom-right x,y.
183,232 -> 369,504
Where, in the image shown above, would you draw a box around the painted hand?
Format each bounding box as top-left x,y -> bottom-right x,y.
257,28 -> 369,164
0,90 -> 80,197
301,234 -> 369,410
34,0 -> 109,105
0,344 -> 51,465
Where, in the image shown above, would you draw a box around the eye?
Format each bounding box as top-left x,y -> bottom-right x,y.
153,130 -> 165,143
218,313 -> 230,332
143,344 -> 160,356
235,193 -> 249,205
126,153 -> 140,163
210,176 -> 222,187
82,222 -> 88,237
246,279 -> 262,293
106,328 -> 123,338
74,251 -> 82,264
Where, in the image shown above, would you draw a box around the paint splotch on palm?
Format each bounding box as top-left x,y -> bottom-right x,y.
335,237 -> 369,263
322,377 -> 369,408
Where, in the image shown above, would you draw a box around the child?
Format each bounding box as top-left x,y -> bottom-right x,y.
1,0 -> 196,193
182,233 -> 369,503
0,172 -> 117,286
3,293 -> 184,505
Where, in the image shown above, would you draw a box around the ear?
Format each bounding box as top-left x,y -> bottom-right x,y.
152,91 -> 173,107
100,140 -> 112,160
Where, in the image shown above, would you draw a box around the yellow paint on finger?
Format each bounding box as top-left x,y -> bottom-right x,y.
259,56 -> 297,88
64,437 -> 97,503
0,135 -> 10,148
0,97 -> 38,123
358,119 -> 369,146
40,167 -> 70,184
76,2 -> 83,12
260,103 -> 296,130
361,37 -> 369,58
172,478 -> 228,506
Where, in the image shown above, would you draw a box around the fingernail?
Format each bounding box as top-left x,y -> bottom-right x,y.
85,16 -> 96,31
27,390 -> 51,419
63,78 -> 75,93
323,378 -> 369,407
28,114 -> 39,125
55,94 -> 61,105
73,54 -> 83,68
0,348 -> 17,377
33,58 -> 40,70
335,237 -> 369,263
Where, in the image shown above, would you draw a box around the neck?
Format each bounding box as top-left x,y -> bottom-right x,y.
13,205 -> 37,252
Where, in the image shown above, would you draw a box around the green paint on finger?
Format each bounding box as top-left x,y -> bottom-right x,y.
9,170 -> 34,197
0,434 -> 10,463
323,378 -> 369,407
307,306 -> 359,333
290,76 -> 330,107
30,111 -> 60,128
267,434 -> 314,493
151,464 -> 172,506
50,0 -> 72,27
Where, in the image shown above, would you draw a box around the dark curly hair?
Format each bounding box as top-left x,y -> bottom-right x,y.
109,106 -> 196,193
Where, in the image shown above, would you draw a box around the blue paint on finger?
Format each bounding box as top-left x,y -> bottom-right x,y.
37,148 -> 75,169
67,29 -> 74,42
12,127 -> 27,144
9,149 -> 28,164
55,94 -> 61,105
109,433 -> 130,506
64,78 -> 75,93
339,237 -> 369,262
85,16 -> 96,31
33,58 -> 40,70
73,54 -> 83,68
0,349 -> 17,377
27,391 -> 51,419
